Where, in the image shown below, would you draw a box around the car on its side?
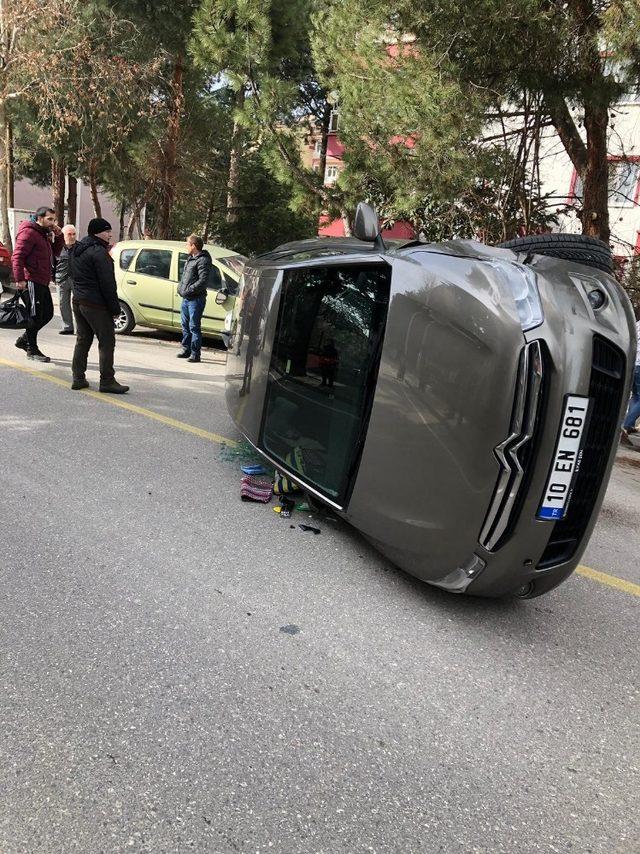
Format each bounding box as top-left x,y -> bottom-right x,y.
225,203 -> 636,599
110,240 -> 247,339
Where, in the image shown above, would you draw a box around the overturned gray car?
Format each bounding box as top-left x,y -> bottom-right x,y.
225,204 -> 636,598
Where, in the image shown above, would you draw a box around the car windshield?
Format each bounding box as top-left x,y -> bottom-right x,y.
222,255 -> 247,276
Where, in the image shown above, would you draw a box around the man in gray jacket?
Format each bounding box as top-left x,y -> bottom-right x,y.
177,234 -> 212,363
55,224 -> 76,334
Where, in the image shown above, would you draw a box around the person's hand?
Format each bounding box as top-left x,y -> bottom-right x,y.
52,225 -> 62,236
15,281 -> 26,290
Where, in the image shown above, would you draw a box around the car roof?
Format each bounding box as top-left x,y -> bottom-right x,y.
114,239 -> 241,260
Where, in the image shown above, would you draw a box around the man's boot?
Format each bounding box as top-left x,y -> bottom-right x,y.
177,348 -> 190,358
27,349 -> 51,363
71,378 -> 90,390
99,380 -> 129,394
188,352 -> 201,363
15,335 -> 28,352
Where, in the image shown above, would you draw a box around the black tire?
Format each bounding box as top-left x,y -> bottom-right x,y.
114,300 -> 135,334
497,233 -> 614,274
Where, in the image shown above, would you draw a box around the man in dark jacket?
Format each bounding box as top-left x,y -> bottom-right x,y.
70,218 -> 129,394
55,224 -> 77,334
177,234 -> 212,363
13,206 -> 64,362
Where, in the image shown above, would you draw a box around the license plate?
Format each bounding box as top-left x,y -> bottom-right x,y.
538,395 -> 591,520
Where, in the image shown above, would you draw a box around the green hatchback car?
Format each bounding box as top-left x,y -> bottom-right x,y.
110,240 -> 246,339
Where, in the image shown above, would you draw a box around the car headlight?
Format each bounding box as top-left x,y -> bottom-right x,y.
490,261 -> 544,331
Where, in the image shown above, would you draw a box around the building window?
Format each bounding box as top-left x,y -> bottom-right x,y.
325,165 -> 339,183
329,109 -> 340,133
571,159 -> 640,208
620,85 -> 640,103
609,161 -> 640,206
314,140 -> 322,155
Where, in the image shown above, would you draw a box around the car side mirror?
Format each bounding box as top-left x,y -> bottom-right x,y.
353,202 -> 380,242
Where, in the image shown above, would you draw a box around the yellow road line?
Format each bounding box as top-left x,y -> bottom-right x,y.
576,565 -> 640,598
0,356 -> 237,448
2,357 -> 640,597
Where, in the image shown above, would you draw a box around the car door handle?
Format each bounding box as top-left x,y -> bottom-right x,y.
126,279 -> 137,285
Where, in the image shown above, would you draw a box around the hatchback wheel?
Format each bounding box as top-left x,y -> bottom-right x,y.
114,301 -> 135,334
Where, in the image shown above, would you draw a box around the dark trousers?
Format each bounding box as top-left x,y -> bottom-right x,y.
18,282 -> 54,350
72,300 -> 116,384
181,295 -> 206,355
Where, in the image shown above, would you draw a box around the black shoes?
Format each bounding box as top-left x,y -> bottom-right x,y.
99,380 -> 130,394
177,349 -> 190,358
71,378 -> 90,391
59,328 -> 74,335
187,353 -> 201,363
17,337 -> 51,363
27,349 -> 50,363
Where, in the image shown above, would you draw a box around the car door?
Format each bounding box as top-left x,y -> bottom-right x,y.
125,247 -> 175,328
172,254 -> 228,336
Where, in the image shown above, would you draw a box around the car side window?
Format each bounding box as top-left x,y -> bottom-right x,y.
119,248 -> 137,271
208,265 -> 222,290
178,254 -> 223,290
135,249 -> 172,279
222,271 -> 238,294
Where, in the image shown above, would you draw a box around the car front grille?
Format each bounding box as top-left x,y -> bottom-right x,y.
537,336 -> 626,569
480,340 -> 546,551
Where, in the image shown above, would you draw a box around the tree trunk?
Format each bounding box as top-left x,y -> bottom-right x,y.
88,160 -> 102,217
66,173 -> 77,225
202,191 -> 216,242
226,85 -> 246,224
157,55 -> 184,239
6,113 -> 13,209
340,210 -> 352,237
118,197 -> 126,241
0,95 -> 11,250
126,207 -> 137,239
52,159 -> 65,224
582,103 -> 610,243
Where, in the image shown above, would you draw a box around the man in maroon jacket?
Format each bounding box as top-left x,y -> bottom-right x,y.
13,206 -> 64,362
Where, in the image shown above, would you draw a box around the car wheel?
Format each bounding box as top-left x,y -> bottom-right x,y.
497,233 -> 614,274
114,301 -> 135,334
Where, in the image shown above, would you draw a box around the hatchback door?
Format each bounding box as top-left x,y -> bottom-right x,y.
124,247 -> 175,328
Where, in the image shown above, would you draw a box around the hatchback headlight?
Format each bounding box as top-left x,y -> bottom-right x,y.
490,261 -> 544,331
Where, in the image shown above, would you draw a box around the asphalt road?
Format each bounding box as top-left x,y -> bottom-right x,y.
0,316 -> 639,854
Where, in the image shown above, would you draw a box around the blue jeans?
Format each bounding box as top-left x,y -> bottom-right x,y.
181,296 -> 206,355
623,365 -> 640,429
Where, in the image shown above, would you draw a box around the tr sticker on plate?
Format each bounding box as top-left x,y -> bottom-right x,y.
538,395 -> 591,521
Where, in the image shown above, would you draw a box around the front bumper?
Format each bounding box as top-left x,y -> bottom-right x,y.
463,258 -> 635,598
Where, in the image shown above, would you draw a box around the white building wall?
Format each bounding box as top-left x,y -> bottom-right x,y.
537,99 -> 640,258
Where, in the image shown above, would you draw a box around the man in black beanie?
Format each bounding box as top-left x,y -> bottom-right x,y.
70,218 -> 129,393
